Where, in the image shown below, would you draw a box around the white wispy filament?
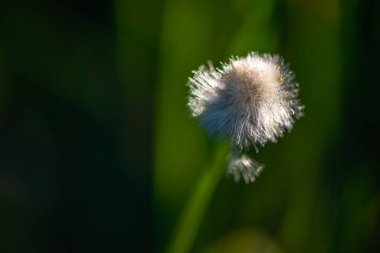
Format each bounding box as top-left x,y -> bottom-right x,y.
187,52 -> 304,183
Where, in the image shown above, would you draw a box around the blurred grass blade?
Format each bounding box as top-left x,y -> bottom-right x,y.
166,142 -> 229,253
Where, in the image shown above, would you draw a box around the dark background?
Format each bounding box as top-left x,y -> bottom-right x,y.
0,0 -> 379,253
0,0 -> 152,252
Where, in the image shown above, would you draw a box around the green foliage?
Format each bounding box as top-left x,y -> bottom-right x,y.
153,0 -> 380,252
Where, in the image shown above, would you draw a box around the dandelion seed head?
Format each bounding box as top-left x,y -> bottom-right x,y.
187,52 -> 304,183
188,52 -> 304,150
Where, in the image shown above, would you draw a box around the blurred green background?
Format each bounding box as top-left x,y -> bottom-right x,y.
0,0 -> 379,252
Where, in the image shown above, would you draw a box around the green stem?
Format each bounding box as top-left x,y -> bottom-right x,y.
166,142 -> 229,253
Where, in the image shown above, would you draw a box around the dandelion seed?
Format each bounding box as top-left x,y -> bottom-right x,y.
187,52 -> 304,183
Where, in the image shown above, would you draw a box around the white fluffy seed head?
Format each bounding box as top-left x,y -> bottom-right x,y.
188,52 -> 304,150
187,52 -> 304,183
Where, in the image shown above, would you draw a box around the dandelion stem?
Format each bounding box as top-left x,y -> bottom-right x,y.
166,142 -> 229,253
